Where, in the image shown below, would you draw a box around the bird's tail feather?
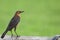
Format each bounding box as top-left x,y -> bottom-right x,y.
1,30 -> 8,39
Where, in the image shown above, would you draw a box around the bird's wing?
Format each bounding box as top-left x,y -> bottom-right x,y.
7,17 -> 20,30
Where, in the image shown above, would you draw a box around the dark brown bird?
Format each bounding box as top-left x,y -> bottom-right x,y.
1,11 -> 24,39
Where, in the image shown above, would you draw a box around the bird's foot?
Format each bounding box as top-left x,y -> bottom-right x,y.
11,34 -> 13,38
15,35 -> 20,39
17,35 -> 20,37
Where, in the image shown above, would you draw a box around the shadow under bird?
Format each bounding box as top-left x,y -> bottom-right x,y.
1,11 -> 24,39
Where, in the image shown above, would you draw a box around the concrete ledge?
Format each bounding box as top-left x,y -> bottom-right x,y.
0,35 -> 52,40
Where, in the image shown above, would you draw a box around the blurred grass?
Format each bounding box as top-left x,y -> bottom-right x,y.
0,0 -> 60,36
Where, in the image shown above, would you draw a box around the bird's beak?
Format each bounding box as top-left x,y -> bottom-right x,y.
20,11 -> 24,13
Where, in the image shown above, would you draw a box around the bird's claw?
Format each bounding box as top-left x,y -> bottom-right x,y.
16,35 -> 20,38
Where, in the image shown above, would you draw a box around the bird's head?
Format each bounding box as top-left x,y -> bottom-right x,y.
15,11 -> 24,16
16,11 -> 24,14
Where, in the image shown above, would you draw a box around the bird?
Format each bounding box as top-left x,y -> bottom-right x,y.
1,11 -> 24,39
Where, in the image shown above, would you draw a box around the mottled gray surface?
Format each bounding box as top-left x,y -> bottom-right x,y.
0,35 -> 52,40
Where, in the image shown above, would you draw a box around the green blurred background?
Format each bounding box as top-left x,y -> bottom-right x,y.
0,0 -> 60,36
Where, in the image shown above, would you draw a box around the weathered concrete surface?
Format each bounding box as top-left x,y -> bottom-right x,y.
0,35 -> 52,40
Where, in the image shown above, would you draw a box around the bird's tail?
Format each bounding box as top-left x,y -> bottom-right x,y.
1,30 -> 8,39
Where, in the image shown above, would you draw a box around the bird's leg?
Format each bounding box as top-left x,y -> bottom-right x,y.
14,27 -> 19,37
11,30 -> 13,38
